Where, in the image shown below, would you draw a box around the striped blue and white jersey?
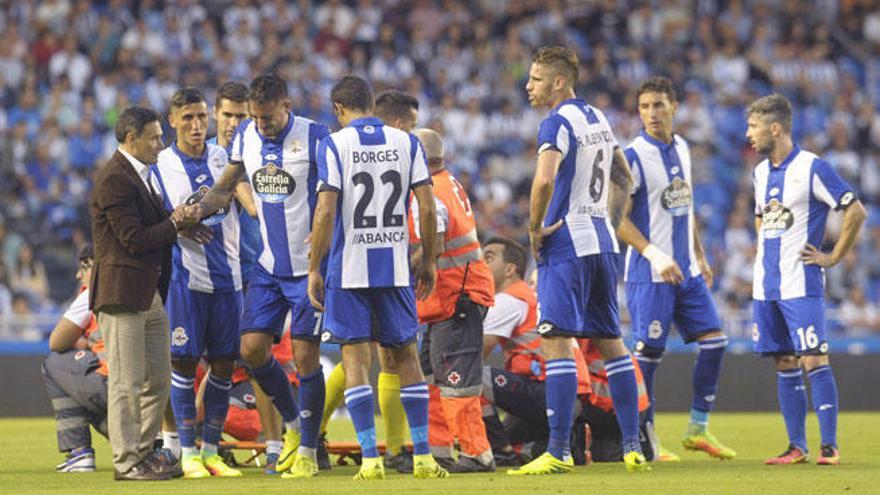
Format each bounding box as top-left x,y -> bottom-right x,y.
537,98 -> 620,263
623,131 -> 701,283
229,113 -> 329,278
153,143 -> 241,293
208,135 -> 263,282
752,145 -> 856,300
317,117 -> 431,289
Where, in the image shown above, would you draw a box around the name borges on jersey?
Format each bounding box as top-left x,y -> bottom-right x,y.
352,148 -> 400,164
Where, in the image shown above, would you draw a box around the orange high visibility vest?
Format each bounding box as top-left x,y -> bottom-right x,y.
579,339 -> 650,413
500,280 -> 590,395
410,169 -> 494,323
77,286 -> 107,376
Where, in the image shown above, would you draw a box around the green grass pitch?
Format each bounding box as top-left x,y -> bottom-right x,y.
2,413 -> 878,494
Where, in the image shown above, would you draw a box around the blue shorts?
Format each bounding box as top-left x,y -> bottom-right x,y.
536,253 -> 620,338
323,286 -> 418,347
753,297 -> 828,356
240,266 -> 322,342
166,281 -> 242,360
625,275 -> 721,352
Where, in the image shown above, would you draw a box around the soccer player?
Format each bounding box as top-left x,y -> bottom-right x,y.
509,46 -> 647,475
617,76 -> 735,461
152,87 -> 243,478
189,73 -> 330,478
307,75 -> 448,480
42,246 -> 105,473
207,81 -> 260,283
746,94 -> 865,466
318,89 -> 424,473
412,128 -> 496,473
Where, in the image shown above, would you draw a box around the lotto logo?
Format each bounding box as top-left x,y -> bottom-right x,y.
752,324 -> 760,342
537,322 -> 554,335
321,331 -> 332,343
546,408 -> 555,417
74,350 -> 86,360
300,409 -> 312,419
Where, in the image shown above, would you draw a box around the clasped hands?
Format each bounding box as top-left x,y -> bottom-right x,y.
171,204 -> 212,244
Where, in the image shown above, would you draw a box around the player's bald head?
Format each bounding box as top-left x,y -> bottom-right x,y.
414,128 -> 444,162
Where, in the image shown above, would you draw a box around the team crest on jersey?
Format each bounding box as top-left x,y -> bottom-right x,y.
494,374 -> 508,388
447,371 -> 461,385
648,320 -> 663,339
252,163 -> 296,203
661,177 -> 691,216
172,327 -> 189,347
185,185 -> 227,226
287,141 -> 303,154
762,199 -> 794,238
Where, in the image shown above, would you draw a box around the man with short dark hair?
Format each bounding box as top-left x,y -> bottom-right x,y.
152,87 -> 243,478
746,93 -> 866,466
90,106 -> 198,480
618,76 -> 734,462
308,74 -> 448,480
190,73 -> 331,478
317,88 -> 425,473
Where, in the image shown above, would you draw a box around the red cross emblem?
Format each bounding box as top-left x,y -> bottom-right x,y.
447,371 -> 461,385
494,374 -> 507,388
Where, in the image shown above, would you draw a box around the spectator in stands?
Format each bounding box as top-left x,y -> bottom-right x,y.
10,243 -> 48,304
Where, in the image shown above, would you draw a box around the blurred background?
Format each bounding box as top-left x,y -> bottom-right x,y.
1,0 -> 879,356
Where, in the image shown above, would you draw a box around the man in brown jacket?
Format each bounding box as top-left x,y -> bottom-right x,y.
89,106 -> 201,481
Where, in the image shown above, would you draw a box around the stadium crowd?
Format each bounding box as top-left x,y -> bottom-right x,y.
1,0 -> 880,336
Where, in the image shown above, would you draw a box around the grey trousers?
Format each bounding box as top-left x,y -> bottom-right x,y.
99,291 -> 171,473
42,350 -> 108,451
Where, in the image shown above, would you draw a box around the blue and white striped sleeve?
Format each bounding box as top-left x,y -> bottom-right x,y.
812,158 -> 856,210
536,114 -> 569,156
317,136 -> 341,192
409,134 -> 431,188
624,147 -> 641,195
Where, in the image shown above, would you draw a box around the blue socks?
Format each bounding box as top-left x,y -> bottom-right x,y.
170,372 -> 197,452
545,359 -> 578,460
634,353 -> 660,424
606,355 -> 642,454
250,357 -> 299,424
777,368 -> 808,451
400,382 -> 430,455
202,373 -> 232,451
807,365 -> 838,448
297,368 -> 325,450
345,385 -> 378,458
691,336 -> 727,429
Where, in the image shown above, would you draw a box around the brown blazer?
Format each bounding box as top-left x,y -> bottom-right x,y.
89,150 -> 177,313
